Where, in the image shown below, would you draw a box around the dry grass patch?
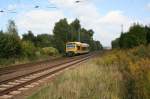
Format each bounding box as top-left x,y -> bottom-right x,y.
28,57 -> 124,99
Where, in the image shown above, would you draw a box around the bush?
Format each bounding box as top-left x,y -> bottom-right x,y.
92,46 -> 150,99
21,41 -> 36,58
0,34 -> 21,58
42,47 -> 59,56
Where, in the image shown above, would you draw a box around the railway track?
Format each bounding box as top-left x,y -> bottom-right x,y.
0,54 -> 92,84
0,53 -> 96,99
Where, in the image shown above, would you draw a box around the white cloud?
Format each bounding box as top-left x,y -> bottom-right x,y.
7,4 -> 18,11
99,11 -> 128,25
16,10 -> 64,35
16,0 -> 135,46
0,13 -> 2,16
7,3 -> 32,10
49,0 -> 133,46
95,11 -> 134,46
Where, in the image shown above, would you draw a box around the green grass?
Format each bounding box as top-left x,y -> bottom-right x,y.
0,55 -> 61,69
28,57 -> 124,99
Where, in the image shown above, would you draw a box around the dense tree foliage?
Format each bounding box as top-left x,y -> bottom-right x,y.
111,38 -> 120,49
0,19 -> 102,64
70,19 -> 81,41
0,29 -> 21,58
22,31 -> 36,43
53,18 -> 70,53
120,33 -> 139,48
35,34 -> 53,48
0,20 -> 22,59
129,24 -> 147,44
53,18 -> 103,53
7,20 -> 19,37
0,20 -> 58,62
145,26 -> 150,44
112,24 -> 150,49
22,31 -> 53,48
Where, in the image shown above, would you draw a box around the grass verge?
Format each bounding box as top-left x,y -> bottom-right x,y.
28,57 -> 124,99
28,45 -> 150,99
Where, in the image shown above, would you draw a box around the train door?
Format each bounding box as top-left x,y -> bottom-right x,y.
77,45 -> 80,53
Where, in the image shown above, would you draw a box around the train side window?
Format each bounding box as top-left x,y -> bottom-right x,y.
82,47 -> 86,50
82,47 -> 88,51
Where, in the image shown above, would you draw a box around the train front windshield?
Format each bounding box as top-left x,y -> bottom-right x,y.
66,43 -> 75,48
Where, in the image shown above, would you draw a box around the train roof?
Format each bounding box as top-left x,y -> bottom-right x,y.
67,42 -> 89,47
81,43 -> 89,47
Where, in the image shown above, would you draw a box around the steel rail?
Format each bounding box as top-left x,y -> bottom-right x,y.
0,54 -> 93,96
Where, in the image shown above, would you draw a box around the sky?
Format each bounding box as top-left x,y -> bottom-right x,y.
0,0 -> 150,47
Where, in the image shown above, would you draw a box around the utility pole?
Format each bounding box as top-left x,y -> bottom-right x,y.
78,28 -> 80,42
121,24 -> 124,33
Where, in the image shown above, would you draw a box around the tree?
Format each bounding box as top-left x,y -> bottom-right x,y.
35,34 -> 53,48
70,19 -> 81,32
53,18 -> 70,53
145,26 -> 150,45
0,34 -> 21,58
95,41 -> 103,50
0,20 -> 21,58
0,30 -> 3,34
117,24 -> 147,49
129,24 -> 147,45
123,34 -> 138,48
22,31 -> 36,44
53,18 -> 103,53
119,33 -> 124,48
119,33 -> 139,48
111,38 -> 120,49
80,28 -> 99,51
70,19 -> 81,41
7,20 -> 18,37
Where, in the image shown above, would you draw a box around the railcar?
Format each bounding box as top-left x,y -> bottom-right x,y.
66,42 -> 89,56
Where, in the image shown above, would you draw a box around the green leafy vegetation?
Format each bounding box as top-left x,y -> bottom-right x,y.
41,47 -> 59,56
28,23 -> 150,99
0,34 -> 21,59
111,23 -> 150,99
53,18 -> 103,53
21,41 -> 36,58
0,20 -> 60,67
0,19 -> 102,66
112,23 -> 150,49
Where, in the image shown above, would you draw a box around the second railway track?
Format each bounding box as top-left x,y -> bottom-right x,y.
0,53 -> 97,98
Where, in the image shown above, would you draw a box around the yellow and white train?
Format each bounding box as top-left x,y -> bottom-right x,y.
66,42 -> 89,56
